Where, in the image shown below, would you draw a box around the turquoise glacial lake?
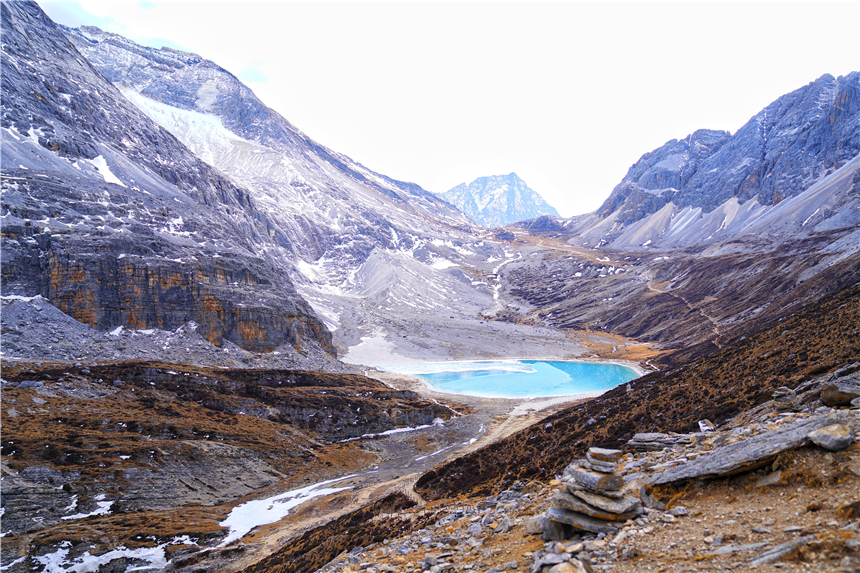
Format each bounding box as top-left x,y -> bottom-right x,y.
375,360 -> 640,398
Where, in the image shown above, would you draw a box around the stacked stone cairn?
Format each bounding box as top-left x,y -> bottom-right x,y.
773,386 -> 800,412
542,447 -> 643,541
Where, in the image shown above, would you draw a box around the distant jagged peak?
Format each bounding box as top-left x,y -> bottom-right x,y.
438,172 -> 560,228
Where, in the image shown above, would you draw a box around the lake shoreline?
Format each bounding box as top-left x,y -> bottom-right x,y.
369,358 -> 647,400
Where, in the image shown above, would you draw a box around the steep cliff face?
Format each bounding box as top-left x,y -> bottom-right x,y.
0,2 -> 332,354
58,20 -> 507,359
680,72 -> 860,211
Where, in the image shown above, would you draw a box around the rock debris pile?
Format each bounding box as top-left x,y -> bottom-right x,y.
318,482 -> 539,573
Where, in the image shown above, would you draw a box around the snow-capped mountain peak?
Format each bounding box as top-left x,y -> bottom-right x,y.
438,172 -> 560,228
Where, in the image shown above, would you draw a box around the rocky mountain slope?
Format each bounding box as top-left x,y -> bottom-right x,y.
503,130 -> 859,355
437,173 -> 560,228
214,284 -> 859,573
499,222 -> 860,358
521,72 -> 859,251
62,22 -> 472,264
247,407 -> 860,573
0,1 -> 331,354
0,359 -> 460,569
60,23 -> 535,362
52,13 -> 860,368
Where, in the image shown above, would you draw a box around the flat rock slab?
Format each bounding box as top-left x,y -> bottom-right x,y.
546,506 -> 619,534
565,465 -> 623,492
587,447 -> 623,462
551,490 -> 639,522
582,458 -> 617,473
631,432 -> 670,441
709,541 -> 769,556
565,482 -> 624,499
571,489 -> 641,515
749,535 -> 815,565
649,412 -> 858,486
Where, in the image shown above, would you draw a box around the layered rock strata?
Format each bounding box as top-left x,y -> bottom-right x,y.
625,433 -> 695,452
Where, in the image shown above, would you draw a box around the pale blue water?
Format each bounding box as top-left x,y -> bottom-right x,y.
375,360 -> 639,398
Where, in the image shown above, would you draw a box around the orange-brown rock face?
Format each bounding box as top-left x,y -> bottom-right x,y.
2,223 -> 334,355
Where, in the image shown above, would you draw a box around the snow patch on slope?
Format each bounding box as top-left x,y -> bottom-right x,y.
83,155 -> 126,187
123,88 -> 248,166
219,476 -> 354,546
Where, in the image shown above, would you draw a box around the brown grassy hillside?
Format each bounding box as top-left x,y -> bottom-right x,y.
416,282 -> 860,500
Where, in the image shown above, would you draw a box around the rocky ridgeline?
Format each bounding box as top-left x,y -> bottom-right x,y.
594,71 -> 859,227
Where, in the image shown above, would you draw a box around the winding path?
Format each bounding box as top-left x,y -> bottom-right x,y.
647,280 -> 723,348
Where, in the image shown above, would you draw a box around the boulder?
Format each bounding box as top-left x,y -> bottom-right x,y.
807,424 -> 854,451
548,561 -> 589,573
495,516 -> 513,534
821,378 -> 860,407
546,507 -> 619,534
524,515 -> 544,535
540,514 -> 575,541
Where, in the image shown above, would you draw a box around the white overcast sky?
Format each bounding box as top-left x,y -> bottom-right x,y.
39,1 -> 859,217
